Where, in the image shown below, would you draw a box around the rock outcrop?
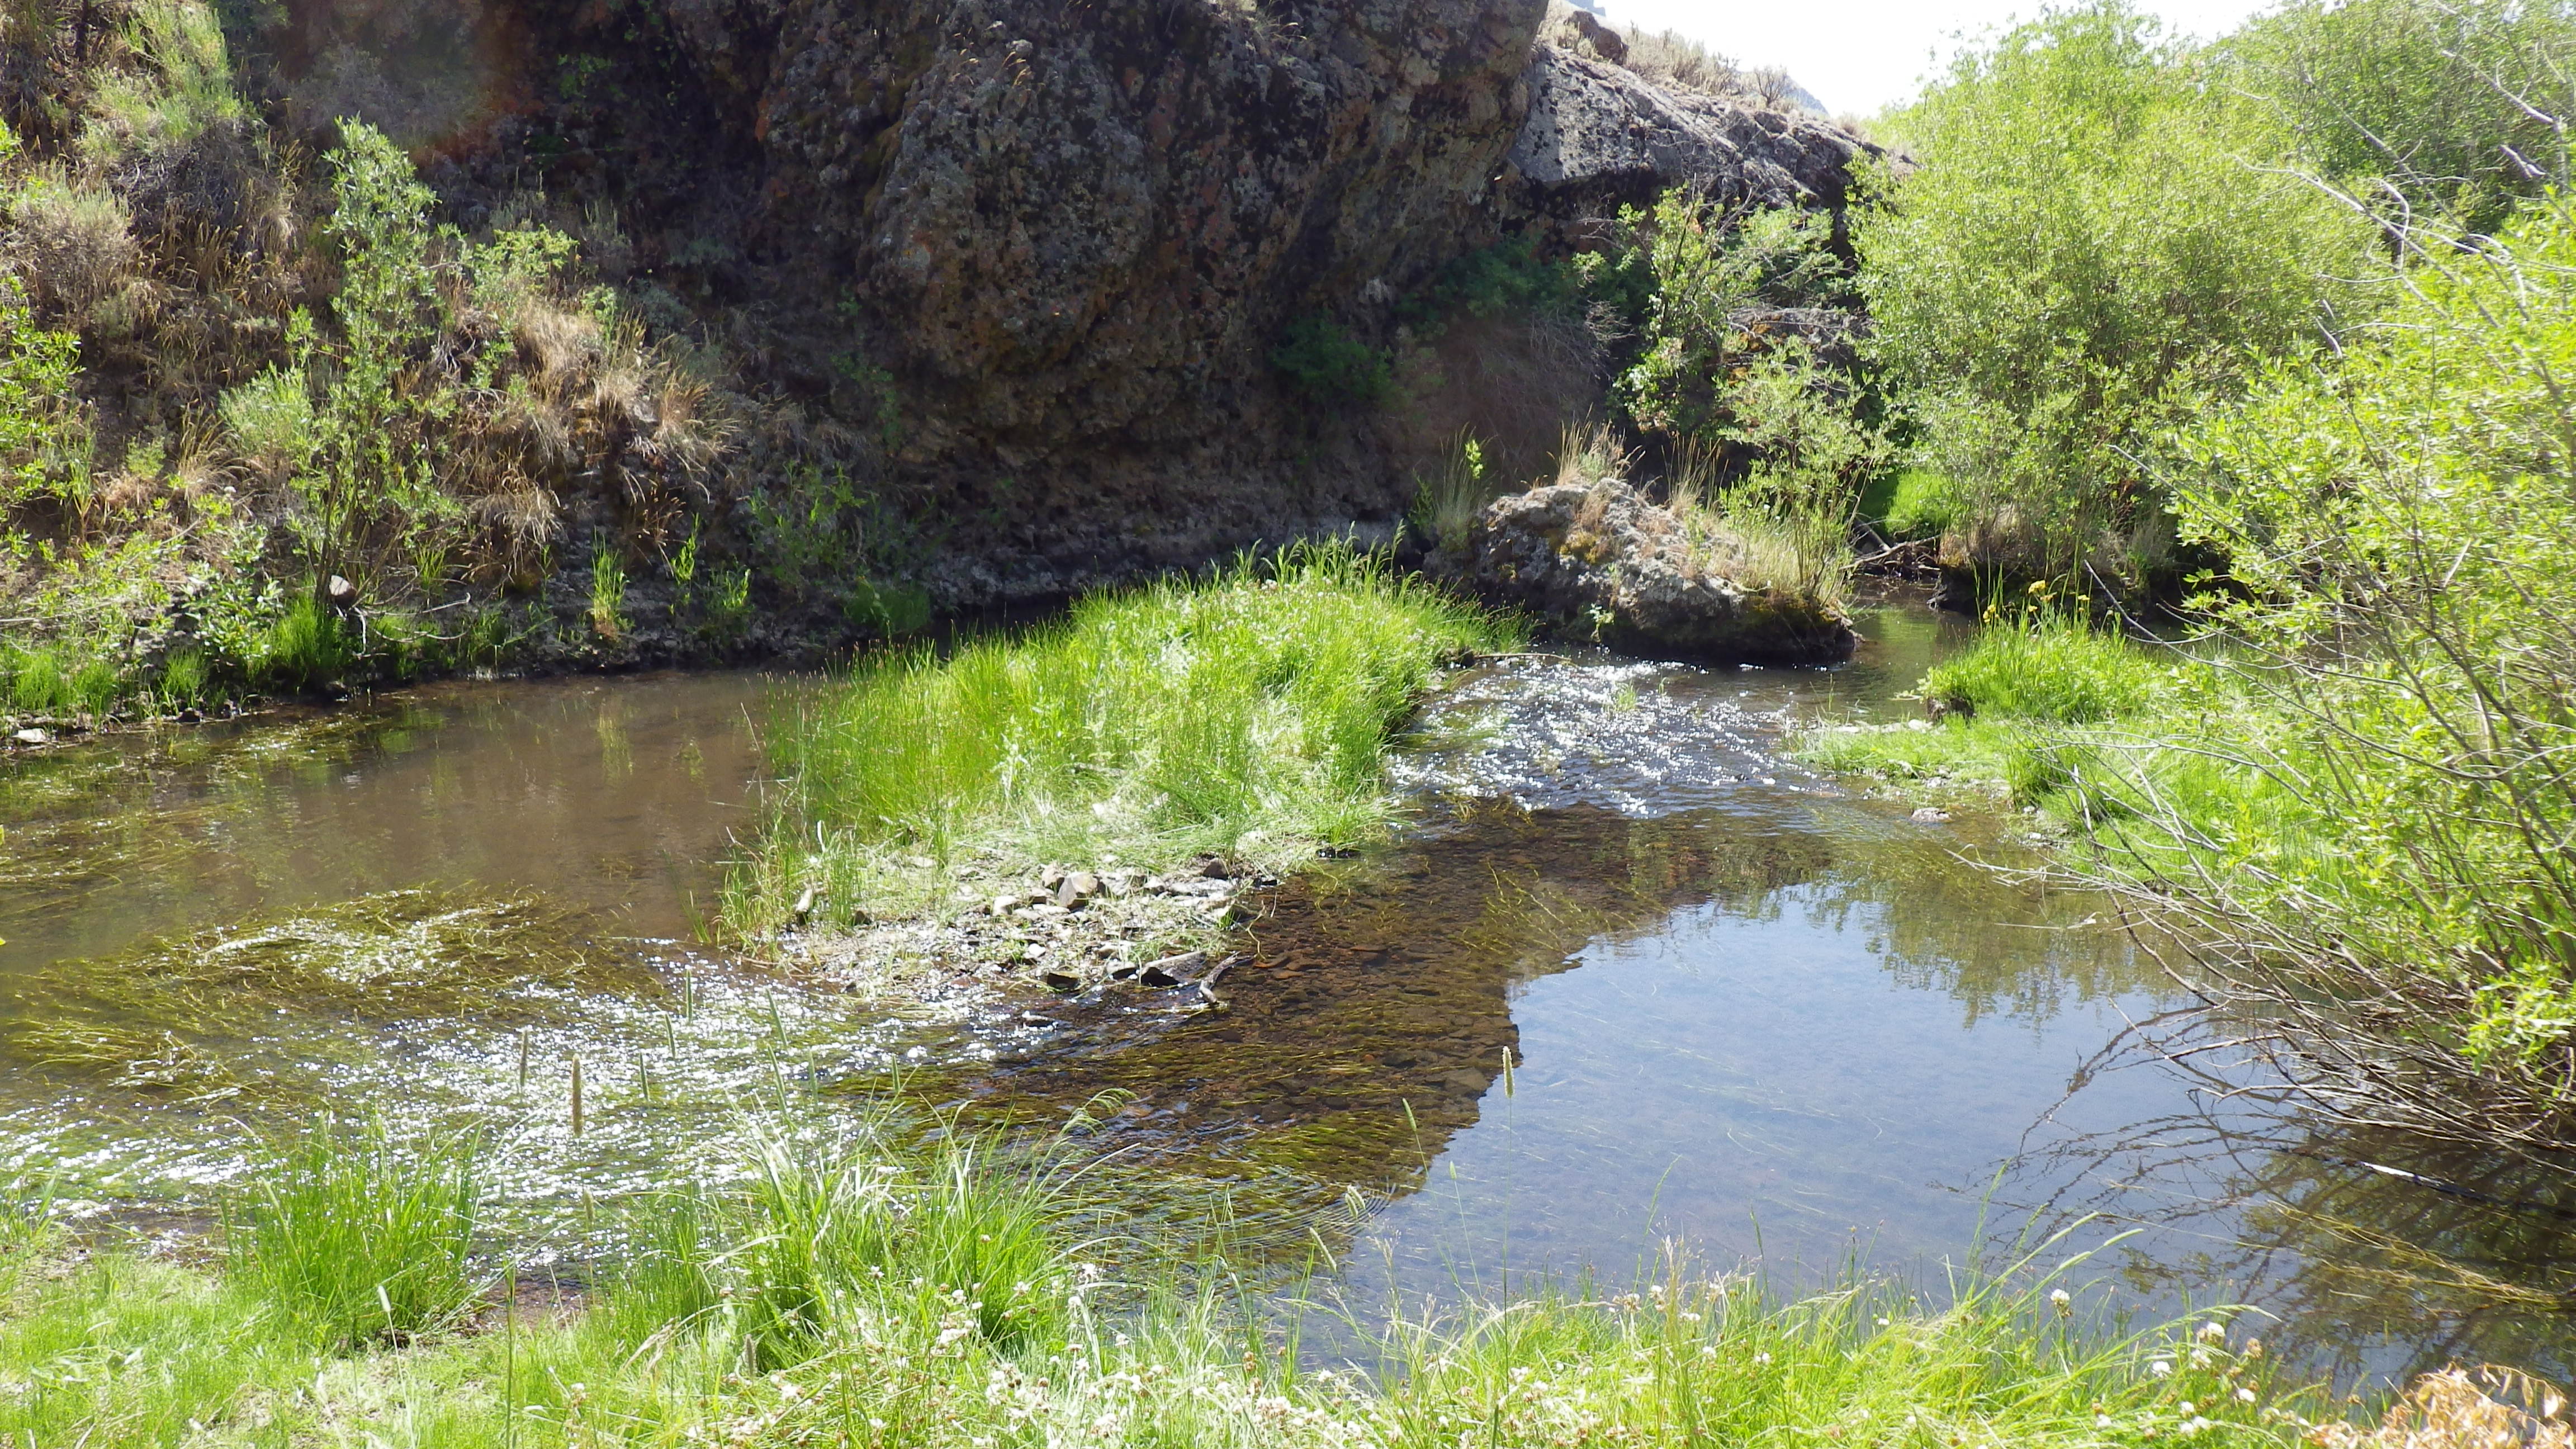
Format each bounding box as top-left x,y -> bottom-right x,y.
1446,479 -> 1858,665
274,1 -> 1876,615
1499,47 -> 1872,239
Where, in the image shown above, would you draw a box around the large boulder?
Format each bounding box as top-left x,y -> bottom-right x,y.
1447,479 -> 1857,665
1497,46 -> 1878,238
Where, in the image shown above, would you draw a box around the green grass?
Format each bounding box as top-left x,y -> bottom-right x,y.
226,1116 -> 482,1348
1800,613 -> 2233,820
0,586 -> 530,725
1921,613 -> 2174,723
1408,433 -> 1500,553
731,542 -> 1519,926
0,1114 -> 2349,1448
1798,614 -> 2344,884
250,594 -> 357,689
1872,468 -> 1963,541
0,640 -> 120,716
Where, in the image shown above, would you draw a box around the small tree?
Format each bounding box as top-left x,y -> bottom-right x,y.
2218,0 -> 2576,235
1854,1 -> 2372,594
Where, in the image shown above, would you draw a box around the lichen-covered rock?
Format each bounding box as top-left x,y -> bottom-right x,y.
277,0 -> 1877,617
753,0 -> 1550,449
1447,479 -> 1857,665
1499,46 -> 1878,231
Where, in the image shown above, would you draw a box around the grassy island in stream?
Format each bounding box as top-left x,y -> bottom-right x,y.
0,1113 -> 2383,1448
728,545 -> 1518,945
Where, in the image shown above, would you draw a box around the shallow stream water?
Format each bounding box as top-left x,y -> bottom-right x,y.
1,609 -> 2569,1380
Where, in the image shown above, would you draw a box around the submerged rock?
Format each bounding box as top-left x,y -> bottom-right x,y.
1445,479 -> 1858,666
1139,950 -> 1208,989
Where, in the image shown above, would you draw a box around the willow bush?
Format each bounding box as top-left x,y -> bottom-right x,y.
2217,0 -> 2576,235
2055,187 -> 2576,1170
1855,2 -> 2373,598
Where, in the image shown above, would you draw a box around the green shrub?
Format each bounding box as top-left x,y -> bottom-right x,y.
1399,233 -> 1584,328
845,575 -> 930,634
226,1117 -> 481,1347
1613,198 -> 1849,444
1600,190 -> 1888,596
2218,0 -> 2576,232
744,460 -> 922,628
0,292 -> 82,506
1269,313 -> 1393,405
2156,187 -> 2576,1111
1856,1 -> 2373,591
1710,337 -> 1892,527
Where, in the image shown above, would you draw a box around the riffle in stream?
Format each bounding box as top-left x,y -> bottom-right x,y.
0,606 -> 2569,1382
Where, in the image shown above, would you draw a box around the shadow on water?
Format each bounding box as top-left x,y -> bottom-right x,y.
0,612 -> 2571,1376
894,799 -> 1832,1228
2012,1077 -> 2576,1381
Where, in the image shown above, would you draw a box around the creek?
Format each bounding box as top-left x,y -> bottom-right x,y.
0,603 -> 2567,1382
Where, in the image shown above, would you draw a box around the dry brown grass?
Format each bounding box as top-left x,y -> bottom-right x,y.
1666,434 -> 1852,605
4,171 -> 137,318
2318,1366 -> 2576,1449
1618,24 -> 1744,96
1551,419 -> 1633,487
1540,2 -> 1814,112
512,301 -> 600,391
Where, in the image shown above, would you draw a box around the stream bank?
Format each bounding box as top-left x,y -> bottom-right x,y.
0,600 -> 2569,1383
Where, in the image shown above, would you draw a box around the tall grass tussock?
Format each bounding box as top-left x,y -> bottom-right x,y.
1797,609 -> 2217,817
733,543 -> 1517,926
226,1116 -> 482,1347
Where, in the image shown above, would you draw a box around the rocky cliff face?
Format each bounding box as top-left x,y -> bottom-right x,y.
285,0 -> 1875,612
